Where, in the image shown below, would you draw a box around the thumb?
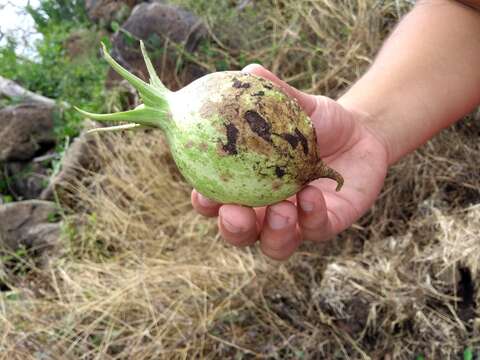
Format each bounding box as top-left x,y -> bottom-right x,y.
310,96 -> 357,158
242,64 -> 317,116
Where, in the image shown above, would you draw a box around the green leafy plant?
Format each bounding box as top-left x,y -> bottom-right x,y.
0,0 -> 109,146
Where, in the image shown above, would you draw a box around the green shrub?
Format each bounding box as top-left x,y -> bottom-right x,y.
0,0 -> 109,144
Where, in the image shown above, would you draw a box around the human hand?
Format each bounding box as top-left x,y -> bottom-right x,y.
191,64 -> 389,260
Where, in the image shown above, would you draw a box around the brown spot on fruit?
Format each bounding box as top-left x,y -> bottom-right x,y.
295,128 -> 309,155
252,91 -> 265,97
232,78 -> 251,89
278,129 -> 310,155
199,100 -> 217,119
280,133 -> 299,149
185,141 -> 194,149
244,110 -> 272,143
222,123 -> 239,155
198,142 -> 209,151
272,180 -> 283,191
275,166 -> 286,178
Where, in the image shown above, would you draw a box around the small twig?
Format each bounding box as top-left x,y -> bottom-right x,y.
236,0 -> 252,11
32,153 -> 59,163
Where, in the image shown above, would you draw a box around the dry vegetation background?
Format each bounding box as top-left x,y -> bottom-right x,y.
1,0 -> 480,359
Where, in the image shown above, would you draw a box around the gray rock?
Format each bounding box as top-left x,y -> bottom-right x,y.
0,200 -> 60,253
0,104 -> 56,162
124,2 -> 206,51
41,129 -> 100,204
24,223 -> 62,267
85,0 -> 141,23
4,156 -> 52,200
109,2 -> 208,90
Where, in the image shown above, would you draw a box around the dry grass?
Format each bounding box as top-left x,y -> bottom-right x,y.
1,0 -> 479,359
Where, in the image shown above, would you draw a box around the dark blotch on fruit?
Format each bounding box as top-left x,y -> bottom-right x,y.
244,110 -> 272,143
275,166 -> 286,178
280,133 -> 299,148
295,128 -> 309,155
232,78 -> 251,89
252,91 -> 265,97
278,130 -> 308,154
223,123 -> 239,155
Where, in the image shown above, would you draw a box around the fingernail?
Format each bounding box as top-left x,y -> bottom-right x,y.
222,217 -> 243,234
300,200 -> 314,212
197,193 -> 216,208
267,209 -> 289,230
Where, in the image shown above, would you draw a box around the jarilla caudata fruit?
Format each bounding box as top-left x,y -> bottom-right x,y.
76,41 -> 344,207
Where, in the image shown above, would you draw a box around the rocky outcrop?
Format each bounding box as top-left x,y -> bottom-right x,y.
0,200 -> 61,266
4,158 -> 52,200
85,0 -> 142,24
123,2 -> 207,52
64,29 -> 108,61
109,2 -> 208,90
0,104 -> 56,162
41,126 -> 100,205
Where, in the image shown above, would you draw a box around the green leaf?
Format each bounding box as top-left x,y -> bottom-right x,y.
5,292 -> 20,301
2,195 -> 14,204
464,347 -> 473,360
111,20 -> 120,32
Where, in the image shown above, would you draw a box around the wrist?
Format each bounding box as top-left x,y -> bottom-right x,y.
337,0 -> 480,168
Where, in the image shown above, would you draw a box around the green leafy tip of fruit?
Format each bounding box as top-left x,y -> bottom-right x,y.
75,41 -> 344,207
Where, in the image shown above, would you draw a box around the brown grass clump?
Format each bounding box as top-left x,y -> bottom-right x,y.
1,0 -> 479,359
166,0 -> 413,96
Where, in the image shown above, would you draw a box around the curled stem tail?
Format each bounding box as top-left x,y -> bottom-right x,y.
314,162 -> 344,191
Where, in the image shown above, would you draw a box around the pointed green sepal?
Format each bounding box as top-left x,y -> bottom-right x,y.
140,40 -> 166,91
85,123 -> 147,134
75,105 -> 167,129
100,42 -> 168,108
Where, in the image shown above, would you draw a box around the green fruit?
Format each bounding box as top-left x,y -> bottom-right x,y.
76,42 -> 344,207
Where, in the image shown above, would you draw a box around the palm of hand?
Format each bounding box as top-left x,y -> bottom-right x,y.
306,100 -> 388,240
192,65 -> 389,260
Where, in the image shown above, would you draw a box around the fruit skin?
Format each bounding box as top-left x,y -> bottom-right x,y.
76,42 -> 343,207
167,71 -> 343,206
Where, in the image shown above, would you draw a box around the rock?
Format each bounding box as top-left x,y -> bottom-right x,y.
3,155 -> 53,200
125,2 -> 206,51
23,223 -> 62,267
0,104 -> 56,162
41,127 -> 100,204
85,0 -> 141,24
109,2 -> 208,91
0,200 -> 60,255
64,29 -> 107,61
